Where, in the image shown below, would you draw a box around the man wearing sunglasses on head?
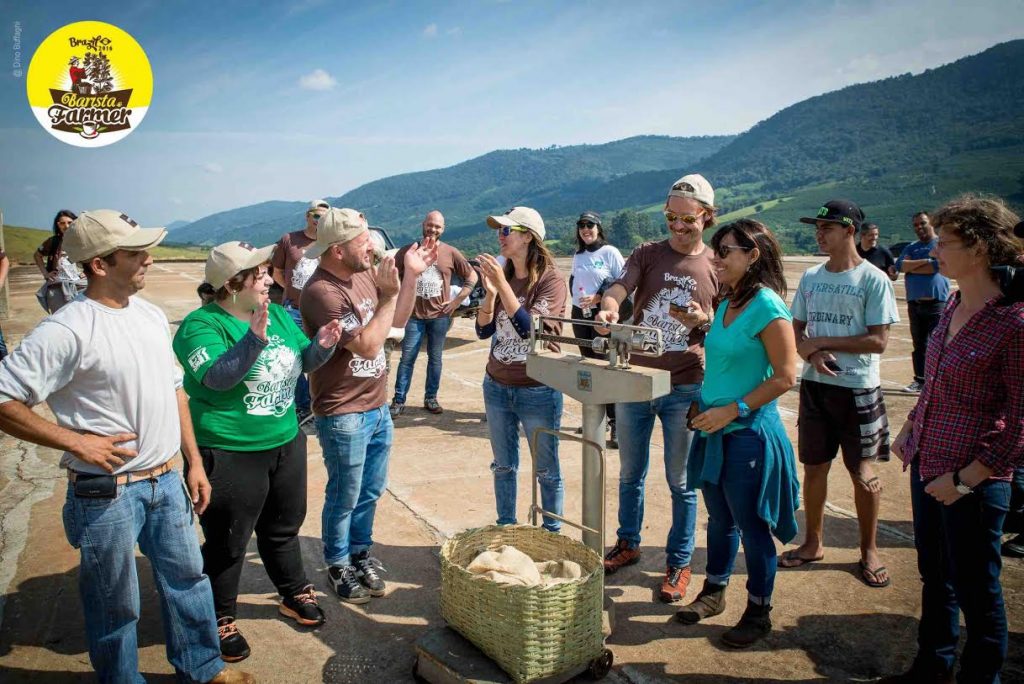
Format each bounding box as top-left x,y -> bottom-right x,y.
595,173 -> 719,604
272,199 -> 331,426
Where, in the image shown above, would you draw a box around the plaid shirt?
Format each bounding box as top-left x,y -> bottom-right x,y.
902,293 -> 1024,480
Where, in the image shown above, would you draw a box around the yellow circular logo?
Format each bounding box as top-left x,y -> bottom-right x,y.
26,21 -> 153,148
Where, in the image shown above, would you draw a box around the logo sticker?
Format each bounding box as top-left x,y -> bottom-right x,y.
26,21 -> 153,147
187,347 -> 210,372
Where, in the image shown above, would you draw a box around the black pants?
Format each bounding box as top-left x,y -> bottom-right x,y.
571,305 -> 615,426
197,431 -> 310,618
908,299 -> 945,383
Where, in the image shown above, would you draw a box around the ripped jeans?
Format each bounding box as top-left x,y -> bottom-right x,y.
482,374 -> 564,532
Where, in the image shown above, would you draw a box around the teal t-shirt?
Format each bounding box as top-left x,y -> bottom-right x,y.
172,303 -> 311,451
702,288 -> 792,432
790,260 -> 900,389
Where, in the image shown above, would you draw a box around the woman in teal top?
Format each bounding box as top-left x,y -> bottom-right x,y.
676,219 -> 800,649
173,241 -> 341,662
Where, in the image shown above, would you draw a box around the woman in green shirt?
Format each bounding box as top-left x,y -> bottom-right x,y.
173,241 -> 341,663
676,219 -> 800,649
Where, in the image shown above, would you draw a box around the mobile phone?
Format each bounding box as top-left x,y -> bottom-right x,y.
686,401 -> 700,430
824,360 -> 843,373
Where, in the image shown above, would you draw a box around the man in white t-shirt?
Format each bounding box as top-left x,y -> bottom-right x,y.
780,200 -> 900,591
0,211 -> 250,684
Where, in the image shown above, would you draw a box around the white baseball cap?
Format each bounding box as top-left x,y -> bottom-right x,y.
486,206 -> 546,241
668,174 -> 715,207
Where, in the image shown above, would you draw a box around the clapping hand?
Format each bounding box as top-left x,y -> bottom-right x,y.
317,319 -> 343,348
250,300 -> 270,341
404,236 -> 439,277
376,255 -> 400,298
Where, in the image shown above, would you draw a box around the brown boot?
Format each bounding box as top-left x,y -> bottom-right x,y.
603,539 -> 641,574
721,600 -> 772,648
675,580 -> 727,624
207,667 -> 256,683
658,565 -> 691,603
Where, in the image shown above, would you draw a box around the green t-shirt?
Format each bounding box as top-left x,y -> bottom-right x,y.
173,303 -> 310,451
702,288 -> 792,432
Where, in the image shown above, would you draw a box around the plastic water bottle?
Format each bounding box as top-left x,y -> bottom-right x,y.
579,287 -> 592,318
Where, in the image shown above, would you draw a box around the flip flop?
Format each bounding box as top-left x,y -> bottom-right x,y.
778,549 -> 825,568
859,559 -> 892,588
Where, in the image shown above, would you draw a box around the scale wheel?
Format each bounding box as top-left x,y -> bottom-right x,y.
588,648 -> 613,679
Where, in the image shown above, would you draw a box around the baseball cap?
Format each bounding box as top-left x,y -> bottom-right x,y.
63,209 -> 167,264
304,207 -> 368,259
799,199 -> 865,230
205,241 -> 276,290
308,199 -> 330,211
577,211 -> 602,226
487,206 -> 546,241
668,174 -> 715,207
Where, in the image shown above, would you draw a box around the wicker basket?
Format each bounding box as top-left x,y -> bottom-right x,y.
440,525 -> 604,683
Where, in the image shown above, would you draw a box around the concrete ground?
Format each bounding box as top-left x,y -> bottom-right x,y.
0,257 -> 1021,683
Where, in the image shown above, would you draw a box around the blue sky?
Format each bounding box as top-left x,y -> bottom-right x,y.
0,0 -> 1021,231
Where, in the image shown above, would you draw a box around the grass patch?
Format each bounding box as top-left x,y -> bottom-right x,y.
2,225 -> 209,263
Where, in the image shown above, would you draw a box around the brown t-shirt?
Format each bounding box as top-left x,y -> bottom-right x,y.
486,267 -> 568,387
271,230 -> 318,305
614,240 -> 718,385
299,268 -> 388,415
395,241 -> 474,320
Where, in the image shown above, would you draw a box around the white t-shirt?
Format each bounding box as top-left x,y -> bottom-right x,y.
0,294 -> 185,475
570,245 -> 625,309
790,260 -> 900,389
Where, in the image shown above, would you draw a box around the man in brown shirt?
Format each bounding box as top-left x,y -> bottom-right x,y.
299,207 -> 436,604
595,173 -> 719,604
271,198 -> 331,423
391,210 -> 477,416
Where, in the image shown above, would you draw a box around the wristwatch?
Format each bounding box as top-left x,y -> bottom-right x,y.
735,400 -> 751,418
952,470 -> 974,495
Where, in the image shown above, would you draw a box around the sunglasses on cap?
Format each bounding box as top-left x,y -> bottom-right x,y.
663,210 -> 703,225
714,244 -> 753,259
499,225 -> 530,237
577,221 -> 598,229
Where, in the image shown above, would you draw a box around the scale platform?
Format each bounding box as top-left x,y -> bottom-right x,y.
413,626 -> 613,684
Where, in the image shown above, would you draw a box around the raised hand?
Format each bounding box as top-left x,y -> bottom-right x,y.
404,236 -> 439,277
476,253 -> 507,288
72,432 -> 138,473
377,255 -> 400,298
250,300 -> 270,341
317,318 -> 343,348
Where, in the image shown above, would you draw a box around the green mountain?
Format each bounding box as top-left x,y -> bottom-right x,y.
171,40 -> 1024,255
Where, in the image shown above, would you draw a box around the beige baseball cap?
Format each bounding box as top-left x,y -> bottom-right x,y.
63,209 -> 167,263
205,241 -> 276,290
308,199 -> 330,211
486,206 -> 546,241
668,173 -> 715,207
304,207 -> 368,259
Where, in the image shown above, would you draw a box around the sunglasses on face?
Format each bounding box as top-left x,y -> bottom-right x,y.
663,210 -> 702,225
714,244 -> 753,259
499,225 -> 529,237
308,212 -> 322,219
577,221 -> 598,229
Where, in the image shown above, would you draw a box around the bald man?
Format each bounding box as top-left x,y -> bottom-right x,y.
391,211 -> 477,416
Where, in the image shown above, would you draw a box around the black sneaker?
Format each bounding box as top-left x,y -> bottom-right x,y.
328,564 -> 371,604
279,583 -> 326,626
607,423 -> 618,450
389,401 -> 405,418
216,617 -> 251,662
352,551 -> 387,596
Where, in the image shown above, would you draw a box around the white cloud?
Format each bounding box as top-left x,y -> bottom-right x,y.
299,68 -> 338,91
423,23 -> 438,38
446,26 -> 462,37
202,162 -> 224,174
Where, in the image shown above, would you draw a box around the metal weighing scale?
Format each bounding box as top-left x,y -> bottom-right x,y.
414,316 -> 671,684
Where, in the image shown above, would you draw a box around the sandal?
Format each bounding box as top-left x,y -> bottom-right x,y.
778,549 -> 824,568
859,559 -> 891,588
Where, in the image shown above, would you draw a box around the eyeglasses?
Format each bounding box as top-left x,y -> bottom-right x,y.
308,212 -> 323,219
663,210 -> 702,225
577,221 -> 598,229
715,244 -> 753,259
499,225 -> 530,237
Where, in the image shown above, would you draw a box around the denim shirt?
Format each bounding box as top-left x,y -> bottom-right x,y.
687,400 -> 801,544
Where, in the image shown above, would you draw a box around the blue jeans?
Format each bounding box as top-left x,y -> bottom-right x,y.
61,470 -> 222,684
909,461 -> 1010,683
393,316 -> 450,404
702,429 -> 777,600
615,383 -> 701,568
315,406 -> 392,566
482,374 -> 564,532
284,303 -> 311,412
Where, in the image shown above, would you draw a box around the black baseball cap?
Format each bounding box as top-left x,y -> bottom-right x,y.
799,199 -> 864,230
1014,221 -> 1023,238
577,211 -> 602,226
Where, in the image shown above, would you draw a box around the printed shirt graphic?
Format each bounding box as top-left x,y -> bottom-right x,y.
396,242 -> 474,320
300,268 -> 388,414
172,303 -> 310,451
613,240 -> 718,385
790,260 -> 900,389
486,268 -> 567,386
571,244 -> 625,308
271,229 -> 317,305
